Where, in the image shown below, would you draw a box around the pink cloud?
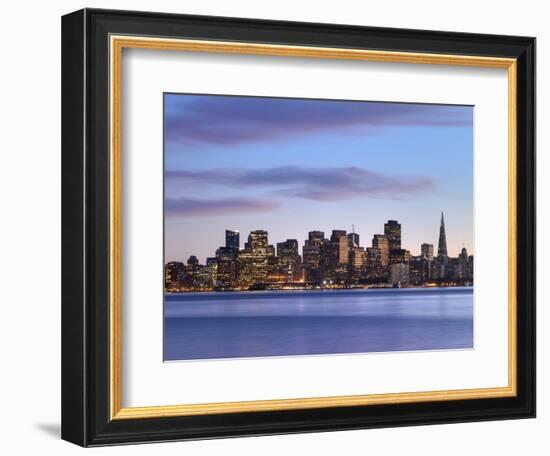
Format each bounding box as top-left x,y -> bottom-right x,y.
165,197 -> 280,218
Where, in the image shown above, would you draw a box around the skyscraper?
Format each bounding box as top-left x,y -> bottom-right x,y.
328,230 -> 348,268
372,234 -> 389,267
384,220 -> 401,251
389,249 -> 411,264
390,262 -> 409,286
437,212 -> 448,257
238,230 -> 270,287
349,246 -> 366,281
303,243 -> 320,280
330,230 -> 347,244
215,246 -> 238,287
165,261 -> 185,289
338,236 -> 349,265
248,230 -> 268,252
303,232 -> 327,282
409,256 -> 430,284
458,247 -> 469,279
205,257 -> 218,286
277,239 -> 301,281
421,243 -> 434,261
308,231 -> 325,246
347,227 -> 360,248
366,234 -> 390,280
225,229 -> 240,256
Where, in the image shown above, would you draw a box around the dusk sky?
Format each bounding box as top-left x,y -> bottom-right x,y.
164,94 -> 473,263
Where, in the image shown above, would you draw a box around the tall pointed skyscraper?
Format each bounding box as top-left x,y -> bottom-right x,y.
437,212 -> 448,257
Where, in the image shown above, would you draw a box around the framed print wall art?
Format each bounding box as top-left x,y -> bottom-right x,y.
61,8 -> 536,447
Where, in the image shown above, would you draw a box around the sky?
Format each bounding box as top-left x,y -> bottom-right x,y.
164,93 -> 473,263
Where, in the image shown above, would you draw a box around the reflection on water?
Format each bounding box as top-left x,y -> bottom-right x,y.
164,287 -> 473,361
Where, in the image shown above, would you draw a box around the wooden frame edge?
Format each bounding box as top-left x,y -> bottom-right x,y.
112,386 -> 516,420
110,36 -> 123,420
508,61 -> 518,397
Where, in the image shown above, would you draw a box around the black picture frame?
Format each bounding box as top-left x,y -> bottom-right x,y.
62,8 -> 536,447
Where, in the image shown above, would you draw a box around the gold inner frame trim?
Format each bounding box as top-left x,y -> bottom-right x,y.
109,35 -> 518,421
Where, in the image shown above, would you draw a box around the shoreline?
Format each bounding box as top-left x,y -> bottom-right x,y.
165,285 -> 474,295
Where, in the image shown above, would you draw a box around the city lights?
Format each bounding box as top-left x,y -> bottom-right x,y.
165,213 -> 473,292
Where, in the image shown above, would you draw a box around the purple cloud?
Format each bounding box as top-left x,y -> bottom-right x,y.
165,196 -> 280,217
165,94 -> 472,147
166,166 -> 434,202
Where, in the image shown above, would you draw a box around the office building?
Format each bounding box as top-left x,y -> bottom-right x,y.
165,262 -> 185,289
225,230 -> 240,256
421,243 -> 434,261
384,220 -> 401,251
348,231 -> 360,248
390,262 -> 409,286
277,239 -> 301,281
390,248 -> 411,264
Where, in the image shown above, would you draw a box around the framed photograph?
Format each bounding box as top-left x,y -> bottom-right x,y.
62,8 -> 535,446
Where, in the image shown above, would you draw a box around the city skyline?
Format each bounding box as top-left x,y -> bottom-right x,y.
167,214 -> 469,266
165,213 -> 473,292
165,94 -> 473,263
166,213 -> 473,266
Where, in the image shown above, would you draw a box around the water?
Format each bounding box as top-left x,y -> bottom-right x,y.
164,287 -> 473,361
